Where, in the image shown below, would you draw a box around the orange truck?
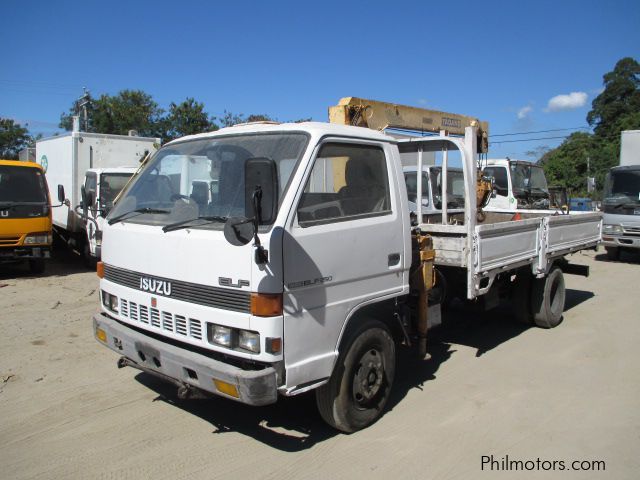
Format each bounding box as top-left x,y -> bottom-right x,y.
0,159 -> 55,273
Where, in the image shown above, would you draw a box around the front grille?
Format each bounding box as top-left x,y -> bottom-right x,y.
104,264 -> 251,313
624,226 -> 640,237
0,236 -> 21,247
120,298 -> 203,341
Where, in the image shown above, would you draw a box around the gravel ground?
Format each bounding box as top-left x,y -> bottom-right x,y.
1,247 -> 638,479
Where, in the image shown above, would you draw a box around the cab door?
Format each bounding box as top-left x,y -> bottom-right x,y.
282,140 -> 408,389
484,166 -> 513,210
84,172 -> 99,256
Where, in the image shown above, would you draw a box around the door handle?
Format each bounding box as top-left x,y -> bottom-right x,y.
388,253 -> 401,267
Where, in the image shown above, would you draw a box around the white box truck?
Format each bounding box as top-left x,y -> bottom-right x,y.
92,113 -> 601,432
602,130 -> 640,259
36,132 -> 160,260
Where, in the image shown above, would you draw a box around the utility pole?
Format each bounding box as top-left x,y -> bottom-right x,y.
77,87 -> 91,132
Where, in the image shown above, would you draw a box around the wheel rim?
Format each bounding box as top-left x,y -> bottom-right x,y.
352,348 -> 385,408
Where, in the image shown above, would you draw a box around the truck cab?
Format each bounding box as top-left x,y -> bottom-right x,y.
81,167 -> 138,260
602,165 -> 640,259
0,160 -> 53,273
483,158 -> 551,211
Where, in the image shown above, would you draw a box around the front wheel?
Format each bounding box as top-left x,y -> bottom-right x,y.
315,321 -> 396,433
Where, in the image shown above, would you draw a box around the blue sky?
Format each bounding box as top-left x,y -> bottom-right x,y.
2,0 -> 639,160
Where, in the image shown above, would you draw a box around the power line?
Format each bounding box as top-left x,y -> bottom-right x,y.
490,126 -> 590,137
490,135 -> 571,144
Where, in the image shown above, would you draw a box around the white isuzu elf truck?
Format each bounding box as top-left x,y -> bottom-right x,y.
92,102 -> 601,432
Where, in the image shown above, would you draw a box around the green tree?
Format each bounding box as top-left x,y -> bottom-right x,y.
93,90 -> 164,137
0,118 -> 32,159
216,111 -> 276,127
163,98 -> 217,141
59,90 -> 164,138
542,57 -> 640,196
246,114 -> 275,123
587,57 -> 640,138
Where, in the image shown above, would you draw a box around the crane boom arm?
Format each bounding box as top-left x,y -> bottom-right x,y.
329,96 -> 489,153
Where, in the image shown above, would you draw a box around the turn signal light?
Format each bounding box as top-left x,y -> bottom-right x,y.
251,293 -> 283,317
213,379 -> 239,398
96,327 -> 107,343
97,261 -> 104,278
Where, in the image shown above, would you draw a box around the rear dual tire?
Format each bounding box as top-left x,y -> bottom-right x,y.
512,266 -> 565,329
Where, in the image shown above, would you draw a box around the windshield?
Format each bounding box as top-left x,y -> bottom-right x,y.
108,132 -> 309,228
431,168 -> 465,209
511,163 -> 549,194
0,165 -> 47,204
100,173 -> 134,208
604,169 -> 640,204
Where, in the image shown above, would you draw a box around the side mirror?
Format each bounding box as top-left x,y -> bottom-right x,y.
244,157 -> 278,224
81,185 -> 89,218
57,185 -> 65,203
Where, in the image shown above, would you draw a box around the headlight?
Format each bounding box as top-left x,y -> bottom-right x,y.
24,233 -> 52,244
101,290 -> 119,313
238,330 -> 261,353
212,325 -> 233,347
208,324 -> 261,353
603,224 -> 623,234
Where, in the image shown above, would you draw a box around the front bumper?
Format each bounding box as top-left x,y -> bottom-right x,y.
602,235 -> 640,250
93,312 -> 278,406
0,245 -> 50,263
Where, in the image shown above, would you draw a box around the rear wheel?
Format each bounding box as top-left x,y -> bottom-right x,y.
531,266 -> 565,328
316,320 -> 396,433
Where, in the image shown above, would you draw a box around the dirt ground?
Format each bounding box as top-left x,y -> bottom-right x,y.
1,247 -> 639,479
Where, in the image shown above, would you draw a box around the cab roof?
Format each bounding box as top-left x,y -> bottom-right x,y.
0,159 -> 43,170
164,121 -> 395,147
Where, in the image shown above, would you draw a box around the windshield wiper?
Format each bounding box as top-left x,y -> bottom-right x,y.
162,215 -> 228,233
108,207 -> 170,225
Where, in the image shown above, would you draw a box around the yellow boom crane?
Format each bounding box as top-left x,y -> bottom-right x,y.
328,96 -> 489,153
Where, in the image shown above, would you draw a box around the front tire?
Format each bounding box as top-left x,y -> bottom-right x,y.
531,266 -> 565,328
316,320 -> 396,433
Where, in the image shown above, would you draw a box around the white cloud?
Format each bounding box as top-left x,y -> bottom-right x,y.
545,92 -> 588,112
517,105 -> 533,119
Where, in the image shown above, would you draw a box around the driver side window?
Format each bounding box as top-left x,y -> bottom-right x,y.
297,143 -> 391,227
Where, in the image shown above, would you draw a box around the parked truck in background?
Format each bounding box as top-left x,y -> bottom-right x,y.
0,160 -> 54,273
481,158 -> 564,212
602,130 -> 640,260
92,93 -> 602,432
36,131 -> 159,261
81,166 -> 139,260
